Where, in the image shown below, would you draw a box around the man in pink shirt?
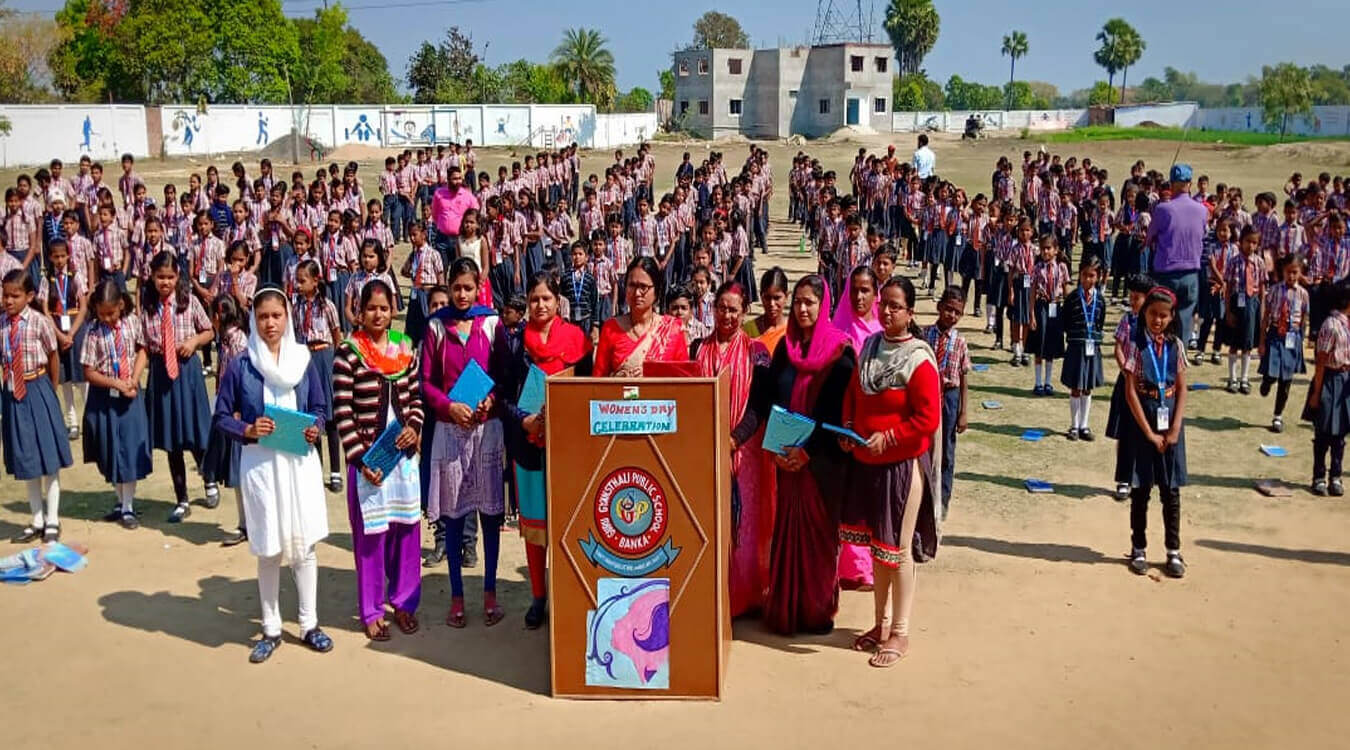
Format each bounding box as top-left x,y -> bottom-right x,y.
431,166 -> 478,265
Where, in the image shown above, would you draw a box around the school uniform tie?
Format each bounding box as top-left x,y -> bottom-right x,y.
7,316 -> 25,401
161,301 -> 179,380
114,325 -> 131,381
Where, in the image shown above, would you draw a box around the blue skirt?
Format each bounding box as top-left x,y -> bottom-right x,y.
1258,327 -> 1306,380
200,414 -> 241,487
309,347 -> 336,420
2,378 -> 73,480
523,241 -> 546,281
82,386 -> 152,483
1224,294 -> 1261,350
1111,235 -> 1136,277
1060,342 -> 1105,391
58,321 -> 88,384
1116,394 -> 1188,489
144,354 -> 211,454
1105,373 -> 1127,440
1302,370 -> 1350,437
330,270 -> 353,333
1007,281 -> 1032,324
1196,281 -> 1224,320
924,230 -> 948,265
957,242 -> 978,280
986,264 -> 1008,308
734,254 -> 758,304
1027,300 -> 1066,359
405,288 -> 429,346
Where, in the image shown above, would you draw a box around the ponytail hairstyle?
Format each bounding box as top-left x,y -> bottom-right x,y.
879,275 -> 923,339
143,251 -> 191,314
90,277 -> 134,321
211,293 -> 248,337
295,258 -> 326,298
359,238 -> 388,273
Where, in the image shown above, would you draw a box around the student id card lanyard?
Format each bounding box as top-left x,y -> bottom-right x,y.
105,323 -> 127,399
1280,286 -> 1301,349
1147,339 -> 1171,432
54,273 -> 70,332
1081,288 -> 1098,358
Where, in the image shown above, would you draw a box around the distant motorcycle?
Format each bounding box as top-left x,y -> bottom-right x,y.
962,115 -> 985,140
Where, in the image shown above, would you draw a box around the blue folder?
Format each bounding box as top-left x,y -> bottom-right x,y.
360,419 -> 408,478
763,405 -> 817,456
820,422 -> 867,445
1025,478 -> 1054,493
517,364 -> 547,414
259,404 -> 319,456
1020,429 -> 1046,442
448,360 -> 495,408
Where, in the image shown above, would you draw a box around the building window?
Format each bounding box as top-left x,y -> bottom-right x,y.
819,98 -> 830,115
875,57 -> 888,73
679,100 -> 689,115
729,99 -> 742,116
728,58 -> 742,75
698,58 -> 708,75
788,90 -> 798,99
850,55 -> 864,72
698,100 -> 709,115
678,62 -> 689,77
874,97 -> 886,113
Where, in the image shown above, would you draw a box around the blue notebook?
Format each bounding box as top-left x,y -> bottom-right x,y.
517,364 -> 547,414
360,419 -> 408,478
971,363 -> 991,372
1188,382 -> 1211,391
981,400 -> 1003,410
763,405 -> 817,456
820,422 -> 867,445
260,404 -> 319,456
1259,444 -> 1288,458
1020,429 -> 1046,442
448,359 -> 495,408
1025,478 -> 1054,493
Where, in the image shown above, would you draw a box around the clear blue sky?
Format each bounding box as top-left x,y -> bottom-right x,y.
20,0 -> 1350,96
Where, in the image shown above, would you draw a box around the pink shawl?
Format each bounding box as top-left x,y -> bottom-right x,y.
784,285 -> 850,413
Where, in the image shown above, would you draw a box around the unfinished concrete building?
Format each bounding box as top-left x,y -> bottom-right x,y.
671,43 -> 894,139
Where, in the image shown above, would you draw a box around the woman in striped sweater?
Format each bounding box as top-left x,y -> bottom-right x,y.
332,278 -> 425,641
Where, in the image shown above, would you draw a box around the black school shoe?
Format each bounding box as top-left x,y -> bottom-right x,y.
1078,428 -> 1095,442
1331,478 -> 1345,497
460,544 -> 479,569
1164,552 -> 1186,579
1128,550 -> 1148,575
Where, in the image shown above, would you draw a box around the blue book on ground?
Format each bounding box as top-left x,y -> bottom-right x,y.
1025,478 -> 1054,493
820,422 -> 867,445
360,419 -> 407,478
448,359 -> 495,407
517,364 -> 547,414
971,363 -> 991,372
260,404 -> 319,456
1021,429 -> 1046,442
763,405 -> 817,456
1188,382 -> 1211,391
1259,444 -> 1288,458
981,400 -> 1003,410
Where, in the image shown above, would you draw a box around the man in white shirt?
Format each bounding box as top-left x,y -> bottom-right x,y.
913,134 -> 936,179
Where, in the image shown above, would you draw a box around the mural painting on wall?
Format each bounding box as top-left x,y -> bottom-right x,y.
169,109 -> 203,151
256,112 -> 270,145
446,111 -> 476,142
387,110 -> 435,145
78,116 -> 103,154
345,113 -> 380,144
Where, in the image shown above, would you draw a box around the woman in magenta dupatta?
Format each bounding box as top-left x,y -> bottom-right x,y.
830,266 -> 882,590
694,282 -> 771,617
744,274 -> 856,635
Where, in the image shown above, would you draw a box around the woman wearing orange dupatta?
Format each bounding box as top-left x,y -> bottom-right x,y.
743,266 -> 789,356
495,271 -> 592,629
594,257 -> 689,377
694,282 -> 771,617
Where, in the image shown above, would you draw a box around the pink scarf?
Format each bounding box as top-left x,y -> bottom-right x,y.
830,292 -> 881,352
784,285 -> 850,413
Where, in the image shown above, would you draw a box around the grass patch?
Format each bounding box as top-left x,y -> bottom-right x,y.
1036,125 -> 1350,146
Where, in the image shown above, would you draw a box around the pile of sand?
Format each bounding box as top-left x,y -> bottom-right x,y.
256,131 -> 328,163
1230,140 -> 1350,166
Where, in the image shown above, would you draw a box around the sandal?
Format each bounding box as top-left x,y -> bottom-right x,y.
485,605 -> 505,628
13,525 -> 41,544
249,635 -> 281,664
446,601 -> 466,629
364,620 -> 391,642
300,627 -> 334,653
852,625 -> 883,652
394,610 -> 419,635
120,511 -> 140,530
868,635 -> 909,668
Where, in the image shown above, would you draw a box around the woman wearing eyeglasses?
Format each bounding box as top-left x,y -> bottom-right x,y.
593,256 -> 689,377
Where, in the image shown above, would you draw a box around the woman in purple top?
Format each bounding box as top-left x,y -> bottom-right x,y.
421,256 -> 506,629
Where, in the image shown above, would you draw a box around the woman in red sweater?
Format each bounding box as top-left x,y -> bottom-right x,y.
840,276 -> 942,668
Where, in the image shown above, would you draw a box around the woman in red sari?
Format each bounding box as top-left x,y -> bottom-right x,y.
593,257 -> 689,377
745,274 -> 856,635
693,281 -> 771,617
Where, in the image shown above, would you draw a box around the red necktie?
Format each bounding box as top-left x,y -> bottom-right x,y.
7,316 -> 25,401
114,325 -> 131,380
161,302 -> 179,380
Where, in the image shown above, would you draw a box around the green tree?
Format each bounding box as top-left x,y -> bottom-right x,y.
691,11 -> 749,49
883,0 -> 940,77
406,27 -> 479,103
338,26 -> 398,103
113,0 -> 213,103
1087,80 -> 1116,106
0,4 -> 61,103
1308,64 -> 1350,105
406,41 -> 450,103
943,75 -> 1001,110
1000,30 -> 1028,110
500,59 -> 570,104
292,4 -> 348,105
551,28 -> 616,108
893,72 -> 942,110
1003,81 -> 1034,110
658,69 -> 676,100
1116,27 -> 1145,104
211,0 -> 299,103
1136,76 -> 1171,103
48,0 -> 124,101
1027,81 -> 1057,108
1260,63 -> 1314,139
1093,18 -> 1140,103
614,87 -> 654,113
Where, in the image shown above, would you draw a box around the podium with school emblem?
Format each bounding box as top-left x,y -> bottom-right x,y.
545,370 -> 732,700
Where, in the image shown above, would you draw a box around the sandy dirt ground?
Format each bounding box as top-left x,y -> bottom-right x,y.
2,134 -> 1349,749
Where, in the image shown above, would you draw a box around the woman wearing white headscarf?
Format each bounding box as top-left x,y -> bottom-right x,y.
214,287 -> 333,664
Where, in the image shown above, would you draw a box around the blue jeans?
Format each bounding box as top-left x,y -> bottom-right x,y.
383,195 -> 402,242
435,234 -> 458,269
1152,269 -> 1200,345
940,386 -> 960,519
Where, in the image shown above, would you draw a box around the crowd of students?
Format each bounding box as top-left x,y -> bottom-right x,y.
1,139 -> 1347,670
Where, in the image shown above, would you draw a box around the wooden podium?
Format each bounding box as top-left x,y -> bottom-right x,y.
545,371 -> 732,700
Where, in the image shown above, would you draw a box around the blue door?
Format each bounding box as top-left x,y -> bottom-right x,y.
846,98 -> 860,126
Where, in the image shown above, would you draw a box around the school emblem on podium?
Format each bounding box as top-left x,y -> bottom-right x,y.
579,467 -> 680,577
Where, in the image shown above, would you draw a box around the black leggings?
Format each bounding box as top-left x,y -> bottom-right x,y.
166,449 -> 205,504
1260,376 -> 1293,416
317,423 -> 341,476
1195,316 -> 1223,352
1130,484 -> 1181,552
444,513 -> 503,598
1314,432 -> 1346,480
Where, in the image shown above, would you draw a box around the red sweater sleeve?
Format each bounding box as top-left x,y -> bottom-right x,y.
888,360 -> 941,453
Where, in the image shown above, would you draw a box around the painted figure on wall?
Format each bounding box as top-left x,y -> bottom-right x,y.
346,114 -> 376,143
256,112 -> 269,145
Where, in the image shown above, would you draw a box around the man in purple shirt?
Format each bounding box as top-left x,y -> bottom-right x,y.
1147,163 -> 1209,344
431,166 -> 478,266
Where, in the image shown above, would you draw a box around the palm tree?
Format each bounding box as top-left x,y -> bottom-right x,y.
1117,29 -> 1146,104
1001,30 -> 1028,110
1093,18 -> 1139,104
883,0 -> 941,77
551,28 -> 616,108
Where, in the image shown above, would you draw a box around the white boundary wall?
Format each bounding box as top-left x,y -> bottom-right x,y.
1110,103 -> 1350,137
892,109 -> 1088,133
0,105 -> 149,168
